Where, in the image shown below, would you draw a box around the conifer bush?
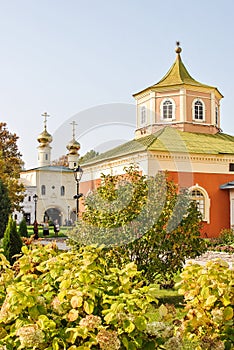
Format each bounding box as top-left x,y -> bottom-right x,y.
0,179 -> 11,239
18,217 -> 28,237
2,216 -> 22,265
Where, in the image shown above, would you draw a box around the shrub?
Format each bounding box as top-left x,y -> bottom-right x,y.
18,217 -> 28,237
0,179 -> 11,239
0,244 -> 164,349
177,259 -> 234,349
69,165 -> 206,287
2,216 -> 22,264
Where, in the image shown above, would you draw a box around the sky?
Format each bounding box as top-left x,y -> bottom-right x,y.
1,0 -> 234,168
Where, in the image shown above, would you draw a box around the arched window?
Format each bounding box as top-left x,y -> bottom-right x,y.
140,106 -> 146,125
28,196 -> 31,202
193,99 -> 205,120
215,106 -> 219,125
160,98 -> 175,120
61,186 -> 65,196
41,185 -> 46,195
190,186 -> 210,222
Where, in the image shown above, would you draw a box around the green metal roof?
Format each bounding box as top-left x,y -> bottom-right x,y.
154,53 -> 213,89
133,49 -> 223,97
82,127 -> 234,166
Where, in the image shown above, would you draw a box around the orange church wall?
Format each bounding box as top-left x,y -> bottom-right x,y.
168,171 -> 232,238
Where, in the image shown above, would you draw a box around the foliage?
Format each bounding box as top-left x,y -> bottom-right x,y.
18,217 -> 28,237
80,149 -> 99,164
0,122 -> 25,211
177,259 -> 234,349
0,243 -> 168,349
206,229 -> 234,253
69,165 -> 206,286
2,216 -> 23,265
0,179 -> 11,238
52,154 -> 69,167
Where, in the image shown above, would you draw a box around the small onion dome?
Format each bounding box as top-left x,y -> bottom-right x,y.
66,139 -> 80,155
37,129 -> 53,145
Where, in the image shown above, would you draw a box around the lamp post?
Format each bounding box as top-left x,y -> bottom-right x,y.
33,194 -> 38,222
73,166 -> 83,221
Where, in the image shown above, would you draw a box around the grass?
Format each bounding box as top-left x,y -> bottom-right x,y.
22,225 -> 72,239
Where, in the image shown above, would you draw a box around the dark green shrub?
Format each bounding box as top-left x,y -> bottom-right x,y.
0,179 -> 11,239
3,216 -> 22,264
18,217 -> 28,237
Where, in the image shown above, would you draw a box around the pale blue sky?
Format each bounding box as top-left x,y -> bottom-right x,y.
1,0 -> 234,168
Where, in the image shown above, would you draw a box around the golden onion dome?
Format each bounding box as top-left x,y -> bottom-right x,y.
66,139 -> 80,154
37,129 -> 53,145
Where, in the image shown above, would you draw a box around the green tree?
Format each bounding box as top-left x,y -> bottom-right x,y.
3,216 -> 22,265
18,217 -> 28,238
69,165 -> 206,286
0,179 -> 11,238
0,122 -> 25,211
79,149 -> 99,164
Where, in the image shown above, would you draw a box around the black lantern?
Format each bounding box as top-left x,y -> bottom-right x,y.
33,194 -> 38,222
73,166 -> 83,220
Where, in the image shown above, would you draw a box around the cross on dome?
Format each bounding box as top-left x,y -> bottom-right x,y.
42,112 -> 50,130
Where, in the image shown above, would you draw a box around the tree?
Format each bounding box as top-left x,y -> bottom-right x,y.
18,217 -> 28,237
3,216 -> 22,265
0,122 -> 25,211
79,149 -> 99,164
69,165 -> 206,286
0,179 -> 11,238
51,154 -> 69,167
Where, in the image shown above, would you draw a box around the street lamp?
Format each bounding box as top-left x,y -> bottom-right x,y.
67,205 -> 70,226
33,194 -> 38,222
73,166 -> 83,220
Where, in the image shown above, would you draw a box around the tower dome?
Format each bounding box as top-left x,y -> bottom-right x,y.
37,112 -> 52,167
37,128 -> 53,146
67,121 -> 80,169
66,139 -> 80,155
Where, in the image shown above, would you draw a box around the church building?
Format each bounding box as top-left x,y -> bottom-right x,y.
80,44 -> 234,238
16,114 -> 80,226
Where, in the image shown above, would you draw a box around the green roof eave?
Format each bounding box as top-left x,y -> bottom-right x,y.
82,127 -> 234,167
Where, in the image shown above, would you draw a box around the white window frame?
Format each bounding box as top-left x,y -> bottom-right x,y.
140,105 -> 147,126
160,98 -> 176,120
189,185 -> 210,223
192,98 -> 205,121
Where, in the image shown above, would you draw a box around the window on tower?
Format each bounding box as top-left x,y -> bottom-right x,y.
41,185 -> 46,195
215,106 -> 219,125
140,106 -> 146,125
160,98 -> 175,120
193,99 -> 205,121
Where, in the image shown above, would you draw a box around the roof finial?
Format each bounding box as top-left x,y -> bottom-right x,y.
41,112 -> 50,130
175,41 -> 182,54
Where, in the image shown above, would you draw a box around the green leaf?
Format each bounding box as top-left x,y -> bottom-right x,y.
223,306 -> 233,321
123,319 -> 135,333
134,316 -> 146,331
205,295 -> 217,307
83,299 -> 94,314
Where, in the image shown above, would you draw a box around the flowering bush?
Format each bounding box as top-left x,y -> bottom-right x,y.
0,243 -> 163,349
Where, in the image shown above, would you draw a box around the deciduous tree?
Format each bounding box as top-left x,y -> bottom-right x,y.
0,122 -> 25,211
